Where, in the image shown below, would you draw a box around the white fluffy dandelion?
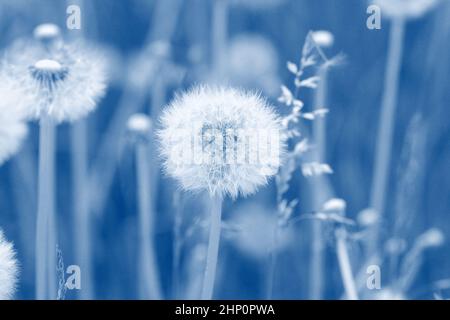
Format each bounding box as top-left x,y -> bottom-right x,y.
3,38 -> 107,122
159,86 -> 285,199
0,77 -> 28,166
159,86 -> 284,300
374,0 -> 439,19
2,24 -> 108,299
0,231 -> 18,300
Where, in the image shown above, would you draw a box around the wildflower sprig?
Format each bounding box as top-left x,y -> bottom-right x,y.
275,31 -> 340,225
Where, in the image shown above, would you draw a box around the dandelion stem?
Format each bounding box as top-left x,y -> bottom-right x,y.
71,119 -> 93,299
369,17 -> 405,254
171,191 -> 184,299
336,228 -> 358,300
201,194 -> 223,300
136,141 -> 162,299
36,114 -> 56,300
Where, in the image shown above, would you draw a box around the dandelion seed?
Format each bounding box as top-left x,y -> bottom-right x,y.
159,86 -> 285,199
0,231 -> 18,300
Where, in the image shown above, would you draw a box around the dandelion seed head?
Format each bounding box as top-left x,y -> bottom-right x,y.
226,34 -> 281,97
0,231 -> 19,300
127,113 -> 152,136
33,23 -> 61,42
3,38 -> 108,123
0,76 -> 28,166
322,198 -> 346,213
374,0 -> 439,19
385,237 -> 407,254
357,208 -> 379,227
312,30 -> 335,48
158,86 -> 286,198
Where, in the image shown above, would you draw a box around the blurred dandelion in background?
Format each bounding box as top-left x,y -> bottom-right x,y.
226,203 -> 294,259
0,76 -> 28,166
225,34 -> 281,97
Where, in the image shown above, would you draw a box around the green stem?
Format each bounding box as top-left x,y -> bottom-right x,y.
336,228 -> 358,300
369,18 -> 405,255
201,194 -> 223,300
71,119 -> 93,299
136,142 -> 162,299
36,114 -> 56,300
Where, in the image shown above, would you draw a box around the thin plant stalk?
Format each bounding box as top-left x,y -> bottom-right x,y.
266,224 -> 279,299
369,18 -> 406,255
89,0 -> 183,218
71,119 -> 93,299
171,191 -> 184,299
136,141 -> 162,299
309,65 -> 329,300
201,194 -> 223,300
336,228 -> 358,300
35,114 -> 56,300
66,0 -> 94,299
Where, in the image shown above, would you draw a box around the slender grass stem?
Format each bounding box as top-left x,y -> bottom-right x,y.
369,18 -> 405,254
136,142 -> 162,299
71,119 -> 93,299
309,65 -> 329,300
36,114 -> 56,300
201,194 -> 223,300
336,228 -> 358,300
266,224 -> 279,299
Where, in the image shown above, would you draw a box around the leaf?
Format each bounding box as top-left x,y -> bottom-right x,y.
301,112 -> 315,120
293,99 -> 304,110
313,108 -> 329,117
301,162 -> 333,177
287,61 -> 298,74
300,76 -> 320,89
278,85 -> 293,106
294,139 -> 309,155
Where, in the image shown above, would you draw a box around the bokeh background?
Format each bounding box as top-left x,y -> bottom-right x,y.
0,0 -> 449,300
